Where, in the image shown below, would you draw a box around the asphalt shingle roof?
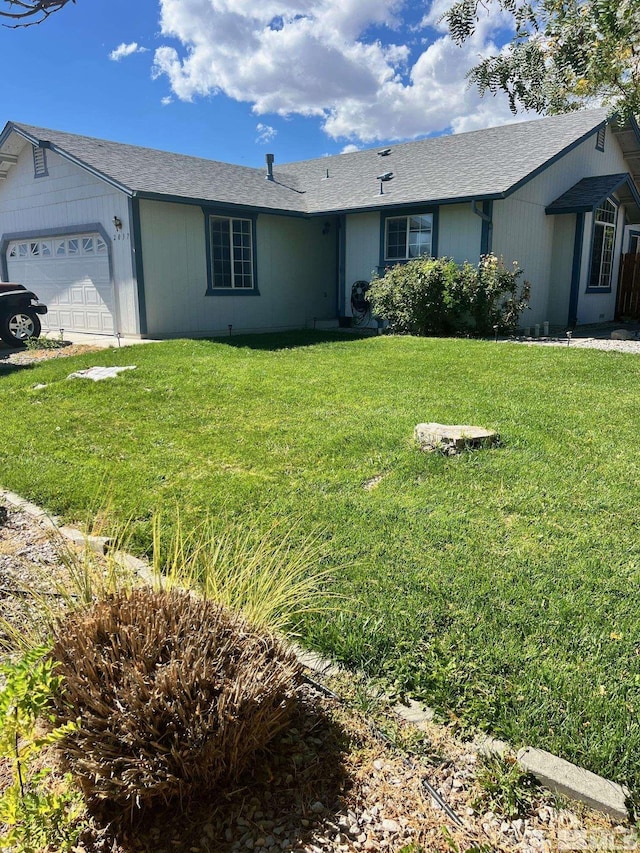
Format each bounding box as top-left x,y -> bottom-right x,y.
7,123 -> 309,213
546,173 -> 635,212
6,109 -> 611,216
545,172 -> 640,221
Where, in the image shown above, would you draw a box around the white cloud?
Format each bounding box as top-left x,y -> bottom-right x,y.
256,123 -> 277,143
161,95 -> 174,106
109,42 -> 148,61
152,0 -> 531,142
341,143 -> 360,153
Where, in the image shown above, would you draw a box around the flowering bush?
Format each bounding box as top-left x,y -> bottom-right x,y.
368,254 -> 530,337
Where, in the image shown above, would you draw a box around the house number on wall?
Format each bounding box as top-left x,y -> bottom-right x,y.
112,233 -> 130,241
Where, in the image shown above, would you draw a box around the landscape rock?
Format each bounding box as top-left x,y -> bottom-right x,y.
415,423 -> 499,454
67,365 -> 137,381
610,329 -> 637,341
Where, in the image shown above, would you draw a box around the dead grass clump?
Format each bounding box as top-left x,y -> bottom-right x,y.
50,587 -> 301,810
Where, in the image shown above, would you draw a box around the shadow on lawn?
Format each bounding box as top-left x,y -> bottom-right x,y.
0,359 -> 34,378
85,691 -> 351,853
206,329 -> 372,352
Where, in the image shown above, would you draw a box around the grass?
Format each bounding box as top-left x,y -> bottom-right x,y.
1,331 -> 640,792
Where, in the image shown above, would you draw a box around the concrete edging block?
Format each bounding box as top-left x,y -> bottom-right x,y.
516,747 -> 630,822
57,525 -> 110,555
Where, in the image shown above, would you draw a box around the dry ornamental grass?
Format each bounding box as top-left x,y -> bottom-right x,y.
51,587 -> 301,810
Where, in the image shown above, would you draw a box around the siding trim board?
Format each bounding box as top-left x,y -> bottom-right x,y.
338,214 -> 346,319
128,197 -> 148,336
568,212 -> 585,327
480,200 -> 493,255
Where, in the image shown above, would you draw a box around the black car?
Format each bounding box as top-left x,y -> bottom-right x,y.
0,283 -> 48,346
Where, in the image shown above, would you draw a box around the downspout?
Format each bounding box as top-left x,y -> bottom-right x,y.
471,200 -> 493,255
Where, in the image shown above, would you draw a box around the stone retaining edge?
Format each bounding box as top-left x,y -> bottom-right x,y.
0,487 -> 630,822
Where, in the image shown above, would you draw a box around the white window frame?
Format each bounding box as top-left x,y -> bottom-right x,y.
587,198 -> 618,291
384,213 -> 434,262
208,215 -> 255,291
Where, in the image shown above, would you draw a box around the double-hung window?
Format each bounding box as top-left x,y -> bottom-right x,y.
588,199 -> 617,290
384,213 -> 433,261
209,215 -> 254,290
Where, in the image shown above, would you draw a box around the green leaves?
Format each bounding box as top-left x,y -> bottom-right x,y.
444,0 -> 640,118
367,254 -> 530,337
0,647 -> 84,851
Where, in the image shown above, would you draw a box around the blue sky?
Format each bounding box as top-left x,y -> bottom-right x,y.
0,0 -> 521,168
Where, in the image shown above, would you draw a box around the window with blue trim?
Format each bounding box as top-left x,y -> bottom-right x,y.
209,216 -> 254,289
384,214 -> 433,261
588,199 -> 617,289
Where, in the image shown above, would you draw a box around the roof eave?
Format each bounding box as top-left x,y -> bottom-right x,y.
305,191 -> 504,217
134,190 -> 309,217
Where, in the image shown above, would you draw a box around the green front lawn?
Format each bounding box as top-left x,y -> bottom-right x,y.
1,332 -> 639,792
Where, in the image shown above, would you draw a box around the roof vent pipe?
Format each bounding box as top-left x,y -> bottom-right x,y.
265,153 -> 275,181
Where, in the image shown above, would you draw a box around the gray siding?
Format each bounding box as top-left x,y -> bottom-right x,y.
492,129 -> 630,325
438,204 -> 482,262
343,205 -> 483,317
139,200 -> 336,336
0,140 -> 139,334
344,212 -> 380,316
547,214 -> 575,326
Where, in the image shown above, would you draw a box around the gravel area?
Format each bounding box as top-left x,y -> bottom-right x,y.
0,501 -> 631,853
506,333 -> 640,354
0,341 -> 102,368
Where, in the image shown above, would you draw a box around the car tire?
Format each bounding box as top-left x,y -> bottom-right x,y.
0,310 -> 41,346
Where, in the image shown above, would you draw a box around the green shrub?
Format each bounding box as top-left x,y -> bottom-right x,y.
24,334 -> 65,351
51,587 -> 301,809
0,647 -> 84,852
368,254 -> 530,337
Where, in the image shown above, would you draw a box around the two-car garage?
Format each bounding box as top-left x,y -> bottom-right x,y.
4,230 -> 116,335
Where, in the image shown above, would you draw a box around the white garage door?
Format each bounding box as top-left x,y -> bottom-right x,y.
6,233 -> 115,334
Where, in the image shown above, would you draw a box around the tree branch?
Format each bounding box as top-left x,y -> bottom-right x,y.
0,0 -> 75,28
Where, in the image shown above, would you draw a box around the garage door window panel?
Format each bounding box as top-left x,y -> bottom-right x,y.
6,231 -> 116,335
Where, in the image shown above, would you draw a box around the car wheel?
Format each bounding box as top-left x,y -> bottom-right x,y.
0,310 -> 41,346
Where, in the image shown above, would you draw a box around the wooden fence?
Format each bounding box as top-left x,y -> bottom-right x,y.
616,253 -> 640,320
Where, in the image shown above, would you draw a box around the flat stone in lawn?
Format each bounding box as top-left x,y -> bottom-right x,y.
415,423 -> 499,454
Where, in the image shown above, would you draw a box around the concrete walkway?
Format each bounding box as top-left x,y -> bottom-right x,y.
46,331 -> 160,349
